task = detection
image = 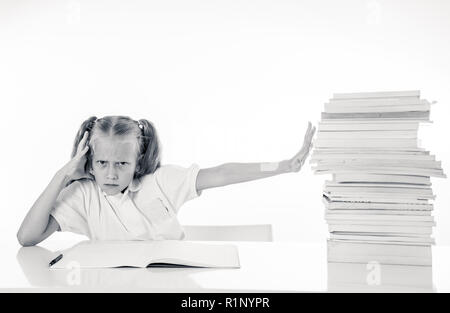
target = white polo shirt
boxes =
[50,164,202,241]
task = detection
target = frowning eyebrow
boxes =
[95,159,131,163]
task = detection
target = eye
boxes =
[97,160,106,166]
[118,162,128,166]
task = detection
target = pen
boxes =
[49,254,63,267]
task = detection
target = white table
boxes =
[1,240,450,292]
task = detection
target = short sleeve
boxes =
[50,181,90,237]
[155,163,202,213]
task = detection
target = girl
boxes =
[17,116,316,246]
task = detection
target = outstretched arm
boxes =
[196,122,316,193]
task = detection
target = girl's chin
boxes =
[103,190,120,196]
[101,184,123,195]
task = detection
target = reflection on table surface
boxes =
[12,240,446,292]
[327,262,434,292]
[15,241,327,292]
[326,240,435,292]
[16,245,214,290]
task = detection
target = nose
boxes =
[106,165,118,180]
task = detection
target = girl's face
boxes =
[89,135,139,195]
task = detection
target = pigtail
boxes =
[135,119,162,178]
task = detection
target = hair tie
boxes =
[138,122,144,130]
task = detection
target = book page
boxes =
[50,240,240,269]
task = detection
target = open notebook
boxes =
[49,240,240,269]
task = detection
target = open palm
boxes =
[288,122,316,173]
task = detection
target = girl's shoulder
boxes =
[135,163,199,191]
[57,178,97,201]
[131,165,175,191]
[153,163,200,176]
[146,163,200,189]
[64,178,97,193]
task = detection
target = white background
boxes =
[1,0,449,248]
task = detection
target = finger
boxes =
[304,130,315,150]
[303,124,315,144]
[76,145,89,158]
[301,135,314,151]
[295,124,315,159]
[303,122,312,140]
[301,143,313,162]
[77,131,89,154]
[76,131,87,154]
[80,172,95,180]
[297,139,313,158]
[307,126,316,141]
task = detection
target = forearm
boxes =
[217,160,291,187]
[17,170,69,245]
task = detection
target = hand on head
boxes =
[61,131,95,183]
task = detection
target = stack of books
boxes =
[311,90,446,266]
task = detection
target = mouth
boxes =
[104,184,119,187]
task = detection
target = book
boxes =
[323,199,433,211]
[49,240,241,269]
[316,130,418,139]
[332,173,431,185]
[324,196,429,205]
[329,233,435,245]
[327,240,432,265]
[332,90,420,99]
[312,153,434,162]
[327,240,431,257]
[327,98,428,107]
[312,155,436,163]
[319,118,430,124]
[326,219,435,227]
[325,191,434,201]
[324,181,432,189]
[321,111,430,120]
[325,214,435,222]
[328,224,433,235]
[324,186,434,196]
[324,104,430,114]
[315,167,445,178]
[327,254,432,266]
[325,209,432,216]
[315,147,427,152]
[318,122,419,131]
[314,138,418,148]
[316,160,441,170]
